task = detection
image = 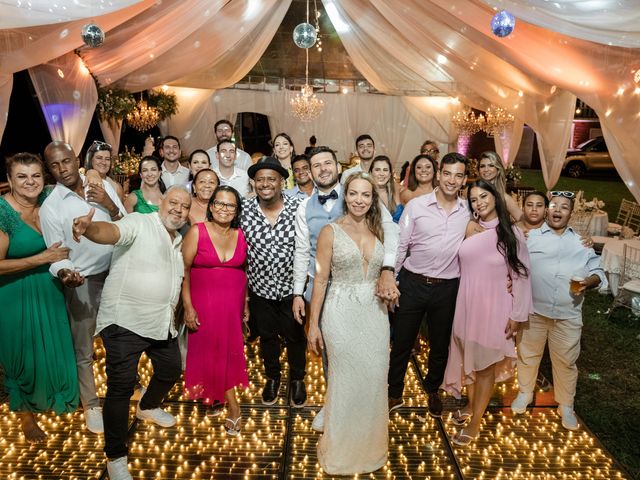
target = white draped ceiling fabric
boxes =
[28,53,98,155]
[1,0,639,196]
[159,87,455,165]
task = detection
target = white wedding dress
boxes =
[318,224,389,475]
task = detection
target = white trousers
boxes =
[516,313,582,407]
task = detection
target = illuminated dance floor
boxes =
[0,340,630,479]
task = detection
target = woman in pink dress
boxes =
[442,180,532,445]
[181,185,249,436]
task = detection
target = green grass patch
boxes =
[518,169,634,220]
[576,291,640,478]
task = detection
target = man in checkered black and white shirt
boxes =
[241,156,308,408]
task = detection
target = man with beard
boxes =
[41,141,127,434]
[511,192,605,431]
[206,119,252,171]
[71,186,191,480]
[285,154,314,199]
[241,157,307,407]
[341,134,376,183]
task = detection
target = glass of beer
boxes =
[570,276,585,295]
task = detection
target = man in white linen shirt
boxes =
[213,139,250,197]
[41,141,126,435]
[71,186,191,480]
[160,136,190,188]
[206,119,252,171]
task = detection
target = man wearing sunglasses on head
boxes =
[511,191,606,431]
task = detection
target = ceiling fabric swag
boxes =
[0,1,155,75]
[0,0,147,29]
[83,0,292,92]
[325,0,639,195]
[480,0,640,48]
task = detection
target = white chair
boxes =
[609,243,640,319]
[625,204,640,235]
[608,199,638,235]
[569,211,593,237]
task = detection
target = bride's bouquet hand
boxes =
[307,325,324,356]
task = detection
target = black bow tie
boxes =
[318,190,339,205]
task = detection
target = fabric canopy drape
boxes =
[0,0,146,29]
[324,0,640,197]
[0,0,154,141]
[28,53,98,155]
[82,0,292,92]
[0,74,13,144]
[481,0,640,48]
[160,88,450,167]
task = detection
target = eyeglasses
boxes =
[549,191,575,199]
[423,148,439,154]
[91,140,112,151]
[212,200,237,211]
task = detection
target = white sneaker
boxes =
[510,391,533,414]
[107,456,133,480]
[558,405,580,430]
[136,404,176,428]
[85,406,104,434]
[311,407,324,433]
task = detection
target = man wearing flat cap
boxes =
[241,157,307,407]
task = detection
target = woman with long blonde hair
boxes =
[477,151,523,221]
[307,172,390,475]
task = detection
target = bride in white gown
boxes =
[307,172,390,475]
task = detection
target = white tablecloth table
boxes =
[600,238,640,295]
[589,211,609,237]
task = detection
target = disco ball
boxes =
[81,23,105,48]
[491,10,515,38]
[293,22,317,49]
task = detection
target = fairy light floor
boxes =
[0,340,630,479]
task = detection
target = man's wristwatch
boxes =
[380,266,395,273]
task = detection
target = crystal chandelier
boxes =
[484,105,515,136]
[126,96,160,132]
[290,0,324,122]
[452,105,514,136]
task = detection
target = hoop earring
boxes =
[473,210,479,220]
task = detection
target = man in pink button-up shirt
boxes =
[388,153,470,418]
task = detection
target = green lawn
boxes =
[574,292,640,479]
[518,168,634,220]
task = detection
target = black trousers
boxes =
[101,324,181,460]
[388,269,459,398]
[249,292,307,381]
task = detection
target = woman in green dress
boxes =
[0,153,79,442]
[124,155,166,214]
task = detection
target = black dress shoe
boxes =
[290,380,307,408]
[262,378,280,405]
[427,392,443,418]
